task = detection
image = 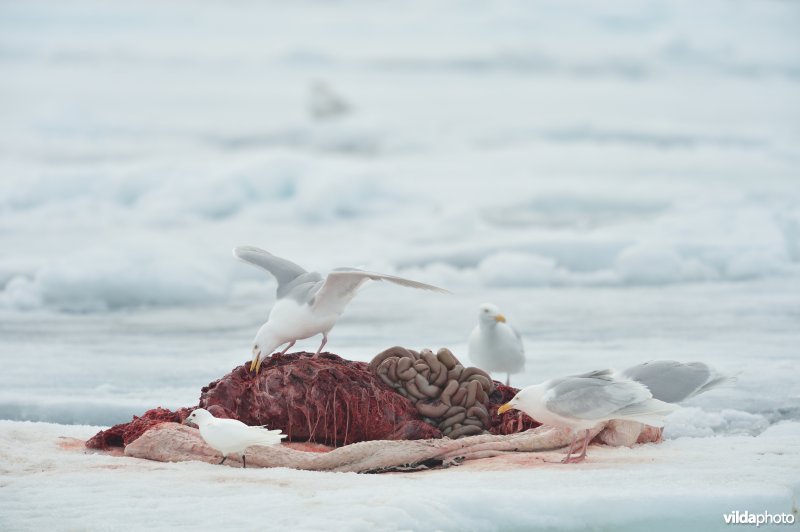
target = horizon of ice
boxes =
[1,161,797,311]
[1,1,799,312]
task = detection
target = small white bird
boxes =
[234,246,449,373]
[184,408,286,468]
[468,303,525,386]
[497,369,677,463]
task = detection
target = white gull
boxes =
[498,369,677,463]
[184,408,286,468]
[468,303,525,386]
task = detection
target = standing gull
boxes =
[468,303,525,386]
[234,246,449,373]
[598,360,736,446]
[497,369,677,463]
[184,408,286,468]
[622,360,735,403]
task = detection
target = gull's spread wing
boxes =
[311,268,448,315]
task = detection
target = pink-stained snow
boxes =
[1,420,798,531]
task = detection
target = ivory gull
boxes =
[184,408,286,468]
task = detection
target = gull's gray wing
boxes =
[311,268,449,315]
[622,360,732,403]
[233,246,316,298]
[544,374,652,420]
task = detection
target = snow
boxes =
[2,0,800,310]
[1,420,798,531]
[3,244,230,312]
[478,251,563,287]
[0,0,798,529]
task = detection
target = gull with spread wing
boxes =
[234,246,449,373]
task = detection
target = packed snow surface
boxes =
[1,420,798,532]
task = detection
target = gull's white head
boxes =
[497,386,534,414]
[251,335,261,365]
[252,323,280,362]
[478,303,506,325]
[184,408,213,427]
[249,322,285,373]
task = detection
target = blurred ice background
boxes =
[0,0,798,433]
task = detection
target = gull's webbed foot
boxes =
[562,430,591,464]
[561,453,587,464]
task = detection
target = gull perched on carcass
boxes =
[234,246,449,373]
[468,303,525,386]
[497,369,677,463]
[183,408,286,468]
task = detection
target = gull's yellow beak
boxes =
[495,314,506,323]
[249,349,262,373]
[497,402,514,414]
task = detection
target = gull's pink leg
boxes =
[564,429,591,464]
[516,411,524,433]
[560,432,579,464]
[314,333,328,357]
[575,429,591,461]
[505,373,510,386]
[279,340,296,355]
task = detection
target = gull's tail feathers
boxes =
[692,371,738,399]
[246,426,288,447]
[613,398,679,428]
